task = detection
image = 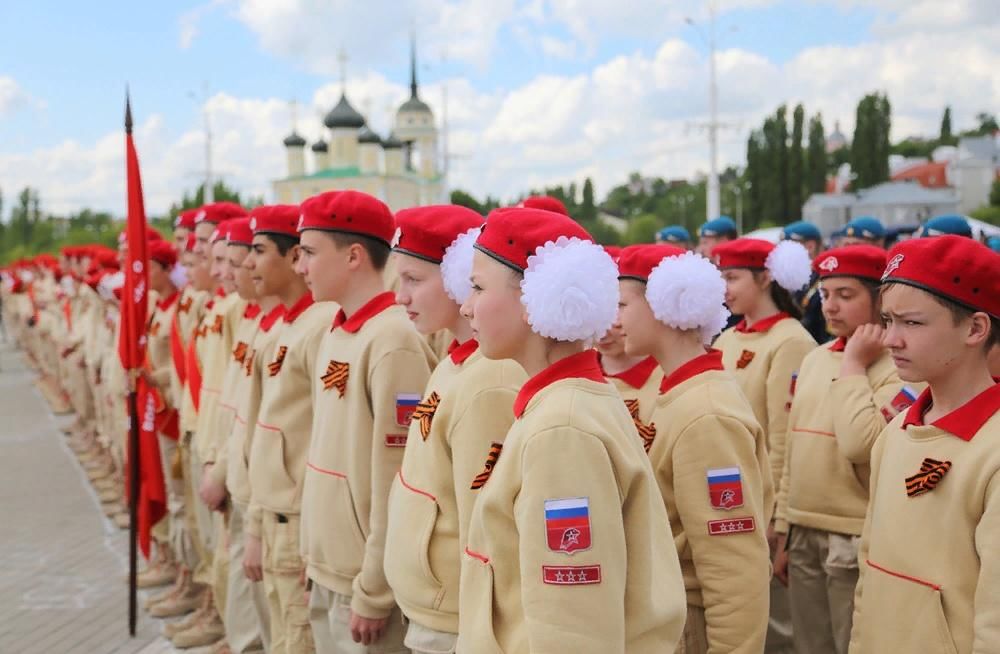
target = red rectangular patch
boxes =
[542,565,601,585]
[384,433,407,448]
[707,517,756,536]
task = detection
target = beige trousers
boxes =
[677,605,708,654]
[307,586,407,654]
[402,621,455,654]
[188,442,215,584]
[787,525,859,654]
[262,510,313,654]
[226,503,269,653]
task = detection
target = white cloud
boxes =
[0,77,43,118]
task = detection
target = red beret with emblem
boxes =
[475,207,592,272]
[196,201,247,225]
[298,190,394,246]
[250,204,300,237]
[210,220,234,244]
[226,217,254,247]
[175,209,199,230]
[148,240,178,268]
[813,245,886,282]
[393,205,483,263]
[712,238,773,269]
[520,195,569,216]
[882,234,1000,318]
[617,244,687,281]
[183,232,197,253]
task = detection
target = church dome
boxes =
[283,132,306,147]
[311,139,328,153]
[358,125,382,144]
[323,94,365,129]
[382,132,404,149]
[398,95,431,115]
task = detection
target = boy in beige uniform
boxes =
[458,209,686,653]
[772,246,920,654]
[245,207,336,654]
[295,191,436,653]
[850,236,1000,654]
[617,244,772,653]
[383,206,525,654]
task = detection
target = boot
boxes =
[145,568,189,610]
[98,487,122,504]
[149,580,205,618]
[104,501,124,518]
[171,607,225,649]
[163,590,212,637]
[113,511,130,530]
[137,551,178,589]
[209,639,234,654]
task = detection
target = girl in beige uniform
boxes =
[384,205,526,654]
[457,208,686,654]
[772,245,920,654]
[850,236,1000,654]
[617,244,772,654]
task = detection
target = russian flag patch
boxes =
[395,393,421,426]
[544,497,592,554]
[882,386,919,422]
[707,467,744,510]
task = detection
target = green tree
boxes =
[167,180,259,224]
[788,104,805,220]
[990,178,1000,207]
[745,129,765,230]
[940,106,954,145]
[961,112,999,138]
[624,214,659,245]
[580,177,597,222]
[851,92,892,190]
[806,114,827,194]
[450,189,499,215]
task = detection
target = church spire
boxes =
[409,31,419,99]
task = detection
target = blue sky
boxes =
[0,0,995,215]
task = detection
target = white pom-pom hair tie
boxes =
[646,251,731,344]
[765,240,812,292]
[521,236,619,343]
[440,227,481,305]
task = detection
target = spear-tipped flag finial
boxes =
[125,86,133,134]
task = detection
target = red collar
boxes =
[283,292,315,324]
[659,349,725,395]
[829,337,847,352]
[244,303,262,320]
[215,286,226,298]
[156,290,180,312]
[448,338,479,365]
[902,380,1000,441]
[260,304,286,332]
[331,291,396,334]
[513,349,606,418]
[602,355,658,390]
[734,312,791,334]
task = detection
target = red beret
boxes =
[250,205,300,237]
[148,229,164,242]
[196,202,247,225]
[475,207,592,272]
[617,244,687,281]
[298,191,394,246]
[602,245,622,261]
[520,195,569,216]
[393,205,483,263]
[882,234,1000,318]
[175,209,198,230]
[712,238,774,269]
[183,232,197,253]
[813,245,886,282]
[226,217,254,246]
[148,240,178,268]
[210,220,233,244]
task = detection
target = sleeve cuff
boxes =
[245,505,262,538]
[774,518,789,534]
[349,591,393,620]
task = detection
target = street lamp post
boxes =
[189,83,214,204]
[687,0,721,222]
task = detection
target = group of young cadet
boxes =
[1,192,998,654]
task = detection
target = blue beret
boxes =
[657,225,691,244]
[782,220,822,242]
[844,216,885,240]
[699,215,738,238]
[985,236,1000,253]
[919,214,972,238]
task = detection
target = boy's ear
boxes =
[288,244,301,265]
[966,312,992,347]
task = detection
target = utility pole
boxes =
[189,82,213,203]
[686,1,726,222]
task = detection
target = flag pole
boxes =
[125,91,139,637]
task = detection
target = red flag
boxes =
[119,93,149,371]
[124,380,168,558]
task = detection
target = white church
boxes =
[272,44,445,210]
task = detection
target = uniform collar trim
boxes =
[902,380,1000,441]
[602,355,658,390]
[514,349,605,418]
[331,291,396,333]
[734,311,791,334]
[156,290,180,311]
[260,304,285,332]
[829,337,847,352]
[448,338,479,365]
[659,349,725,395]
[283,292,315,324]
[243,303,262,320]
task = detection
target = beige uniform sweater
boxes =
[715,314,815,495]
[194,293,245,463]
[146,291,180,395]
[850,383,1000,654]
[176,288,211,434]
[649,353,773,653]
[301,294,436,619]
[603,356,663,453]
[384,342,525,633]
[246,295,336,538]
[457,351,686,654]
[226,306,285,509]
[208,304,262,485]
[775,341,921,536]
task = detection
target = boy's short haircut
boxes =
[262,232,300,257]
[883,281,1000,350]
[322,231,390,270]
